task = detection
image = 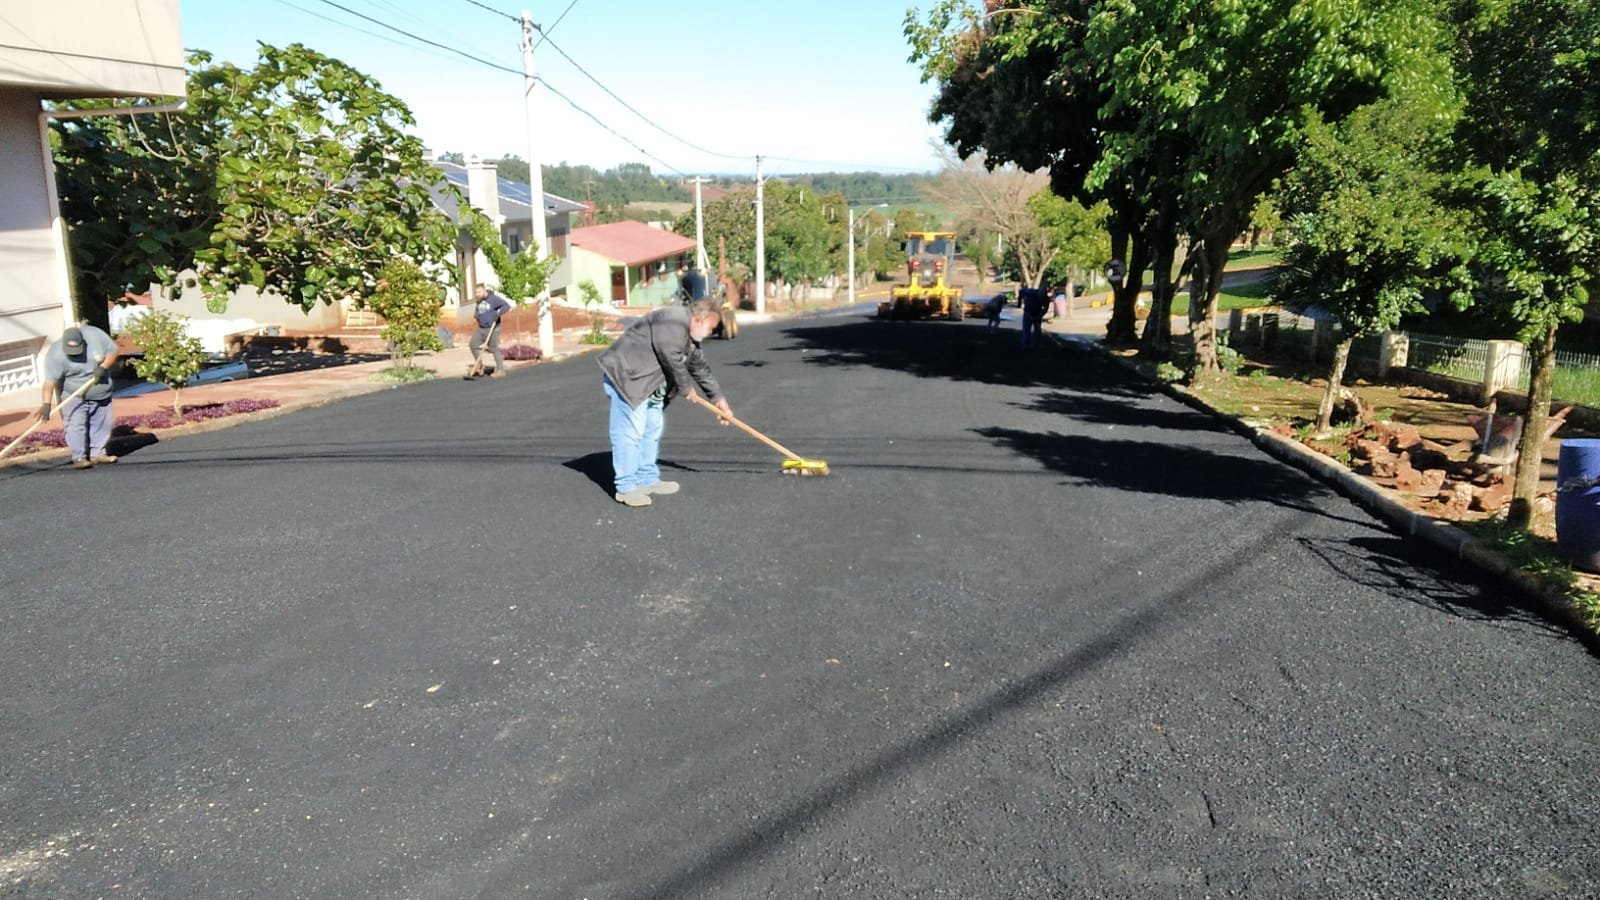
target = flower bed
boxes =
[0,398,282,455]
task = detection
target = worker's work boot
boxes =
[90,454,118,464]
[641,480,679,495]
[614,488,653,507]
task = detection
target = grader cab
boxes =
[878,231,965,320]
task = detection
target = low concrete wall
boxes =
[1393,367,1600,433]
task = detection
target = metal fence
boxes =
[1405,333,1491,382]
[1216,309,1600,409]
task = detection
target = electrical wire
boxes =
[280,0,907,175]
[533,0,582,49]
[308,0,521,74]
[536,32,749,162]
[271,0,484,67]
[457,0,517,21]
[539,78,690,178]
[306,0,730,171]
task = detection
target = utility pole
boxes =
[521,9,553,357]
[692,177,709,275]
[754,155,766,315]
[847,206,857,309]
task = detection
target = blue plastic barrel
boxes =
[1555,439,1600,571]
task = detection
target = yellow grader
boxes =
[878,231,966,320]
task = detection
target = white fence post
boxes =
[1483,339,1525,405]
[1378,331,1409,378]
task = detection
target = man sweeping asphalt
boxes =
[36,325,119,469]
[467,284,512,379]
[597,300,732,508]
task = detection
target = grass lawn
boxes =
[1169,275,1278,318]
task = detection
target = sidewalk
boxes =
[0,330,604,466]
[0,309,786,467]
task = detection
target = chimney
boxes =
[465,156,502,224]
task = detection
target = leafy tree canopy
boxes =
[52,43,460,321]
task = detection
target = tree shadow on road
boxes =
[1018,389,1230,432]
[1307,534,1600,655]
[778,318,1143,393]
[973,425,1351,521]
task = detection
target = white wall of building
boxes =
[0,92,68,394]
[0,2,185,98]
[0,0,184,399]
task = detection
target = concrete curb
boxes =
[1082,339,1596,639]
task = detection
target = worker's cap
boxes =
[61,327,85,353]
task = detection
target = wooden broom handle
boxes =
[685,392,804,461]
[0,376,99,460]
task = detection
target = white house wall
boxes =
[0,1,184,98]
[0,92,66,395]
[150,273,345,335]
[0,0,184,398]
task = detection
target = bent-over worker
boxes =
[37,325,119,469]
[596,300,732,508]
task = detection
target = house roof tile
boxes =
[570,220,696,267]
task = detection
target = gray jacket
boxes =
[597,305,724,409]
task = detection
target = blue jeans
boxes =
[1021,316,1043,347]
[62,395,112,460]
[603,377,664,494]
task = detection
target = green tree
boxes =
[1278,98,1473,434]
[674,190,756,286]
[1247,195,1283,251]
[1448,0,1600,527]
[366,260,445,374]
[1084,0,1454,377]
[577,279,611,345]
[464,215,556,306]
[908,0,1454,368]
[765,184,838,300]
[123,310,208,417]
[50,44,460,324]
[1038,197,1110,296]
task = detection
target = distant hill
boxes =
[434,152,928,210]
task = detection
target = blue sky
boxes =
[181,0,954,178]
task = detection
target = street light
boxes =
[847,202,890,308]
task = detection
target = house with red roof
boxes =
[568,221,698,307]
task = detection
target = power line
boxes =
[537,32,748,162]
[539,78,690,178]
[309,0,520,75]
[281,0,752,176]
[270,0,484,67]
[534,0,583,49]
[457,0,517,22]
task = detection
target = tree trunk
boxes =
[72,274,112,334]
[1188,237,1232,384]
[1104,192,1144,345]
[1139,205,1180,357]
[1314,336,1355,435]
[1508,324,1557,529]
[173,386,184,419]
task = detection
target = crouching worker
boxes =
[597,300,733,508]
[37,325,119,469]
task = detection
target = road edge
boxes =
[1068,334,1598,642]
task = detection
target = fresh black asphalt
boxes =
[3,311,1599,898]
